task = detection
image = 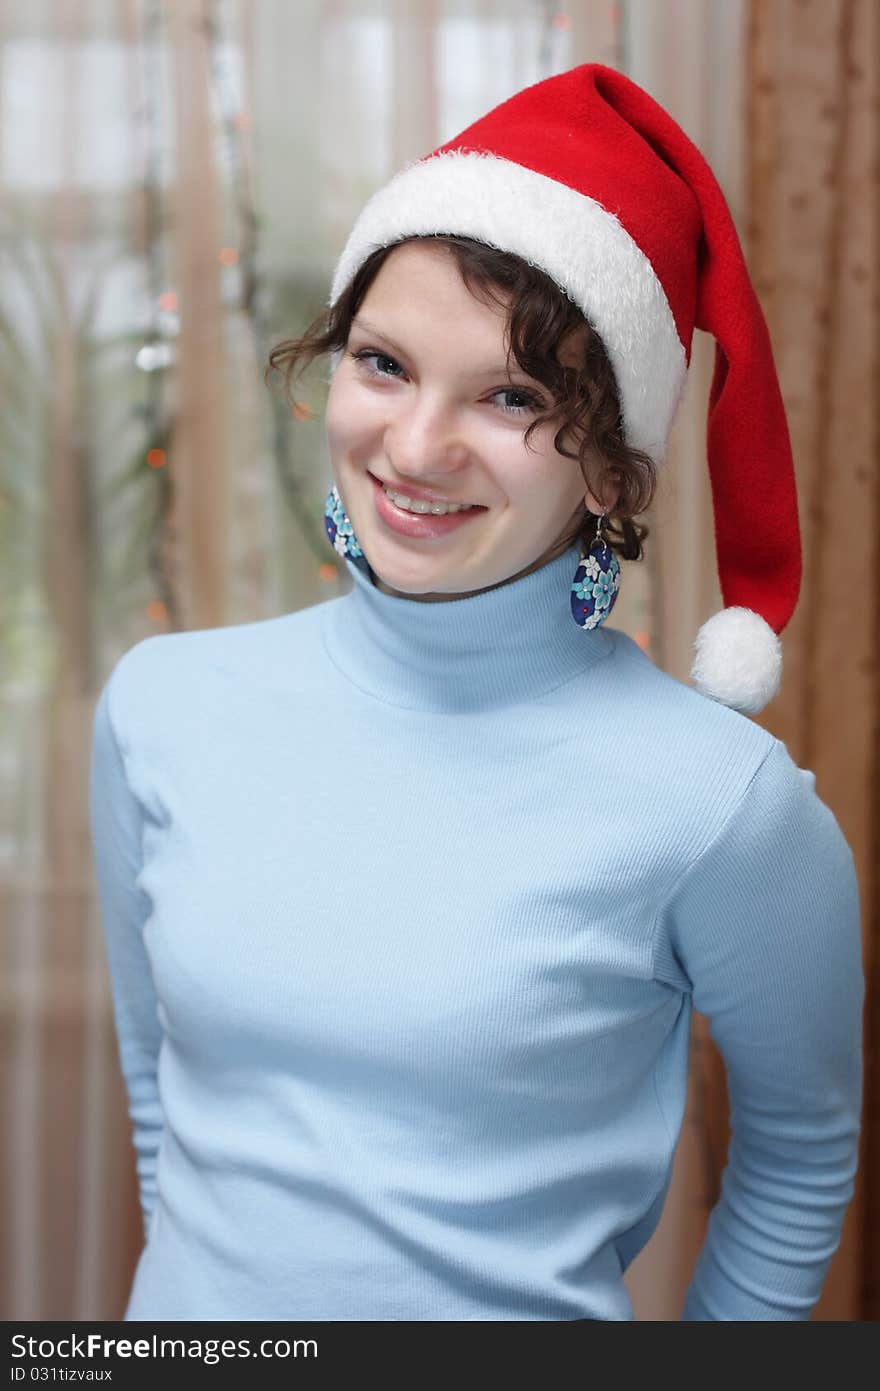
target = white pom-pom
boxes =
[690,607,782,715]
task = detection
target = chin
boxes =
[369,558,460,598]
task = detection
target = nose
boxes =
[383,394,471,484]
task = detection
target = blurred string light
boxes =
[129,0,332,625]
[203,0,337,583]
[134,340,174,372]
[132,0,177,629]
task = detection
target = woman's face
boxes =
[325,240,617,601]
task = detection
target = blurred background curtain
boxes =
[1,0,876,1320]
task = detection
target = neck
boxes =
[320,542,615,713]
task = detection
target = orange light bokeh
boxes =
[146,448,166,469]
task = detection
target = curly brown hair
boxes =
[265,234,657,562]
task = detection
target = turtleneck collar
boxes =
[320,542,615,712]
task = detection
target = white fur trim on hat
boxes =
[329,151,687,466]
[690,607,783,715]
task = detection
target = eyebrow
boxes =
[349,316,535,380]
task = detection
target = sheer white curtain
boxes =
[1,0,744,1319]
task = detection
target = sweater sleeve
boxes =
[89,671,163,1243]
[656,737,864,1320]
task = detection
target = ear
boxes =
[582,463,622,516]
[584,480,621,515]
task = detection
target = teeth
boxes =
[382,483,476,515]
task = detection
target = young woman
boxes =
[90,64,864,1321]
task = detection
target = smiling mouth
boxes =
[368,471,485,512]
[367,471,488,538]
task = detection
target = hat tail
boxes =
[591,67,802,713]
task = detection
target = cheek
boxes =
[325,378,385,458]
[324,379,351,454]
[496,436,581,511]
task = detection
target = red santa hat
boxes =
[329,62,801,716]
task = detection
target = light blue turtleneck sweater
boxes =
[89,541,864,1321]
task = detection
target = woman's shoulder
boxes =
[592,630,843,902]
[590,626,784,833]
[97,604,327,745]
[598,626,778,760]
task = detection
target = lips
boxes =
[368,470,486,539]
[367,471,484,510]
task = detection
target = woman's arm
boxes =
[657,737,864,1320]
[89,672,164,1243]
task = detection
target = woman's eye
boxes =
[493,388,543,416]
[349,349,543,416]
[349,348,405,378]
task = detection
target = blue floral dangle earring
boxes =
[324,483,370,573]
[571,509,621,630]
